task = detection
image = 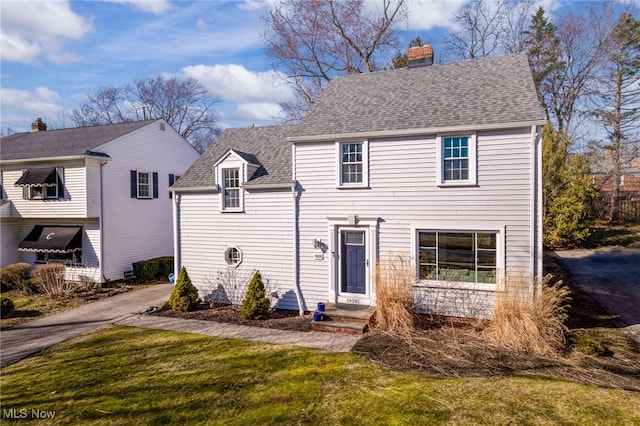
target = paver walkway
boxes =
[117,315,360,352]
[1,284,360,368]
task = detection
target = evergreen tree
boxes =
[169,267,200,312]
[542,123,595,246]
[241,271,271,320]
[523,7,564,129]
[590,12,640,223]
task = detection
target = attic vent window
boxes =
[159,123,166,131]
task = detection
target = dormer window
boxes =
[214,149,257,213]
[223,168,240,210]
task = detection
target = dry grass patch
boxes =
[486,273,571,356]
[372,254,415,337]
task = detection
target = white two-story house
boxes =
[1,118,200,283]
[172,51,545,318]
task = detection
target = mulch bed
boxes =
[155,303,313,332]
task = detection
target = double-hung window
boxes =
[436,134,477,186]
[417,231,497,284]
[130,170,158,199]
[137,172,151,198]
[443,136,469,181]
[223,168,240,210]
[337,141,368,187]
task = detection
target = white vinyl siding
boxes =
[0,219,21,267]
[294,127,535,316]
[99,122,199,281]
[177,189,297,310]
[18,219,102,283]
[1,161,88,218]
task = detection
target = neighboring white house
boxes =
[0,118,200,283]
[172,51,545,318]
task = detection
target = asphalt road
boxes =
[554,247,640,342]
[0,284,173,368]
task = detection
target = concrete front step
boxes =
[311,302,376,335]
[311,320,368,336]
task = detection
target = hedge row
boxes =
[132,256,174,282]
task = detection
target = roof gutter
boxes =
[242,182,295,191]
[170,186,218,193]
[0,153,112,165]
[288,120,547,143]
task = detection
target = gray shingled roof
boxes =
[173,125,295,189]
[0,120,156,161]
[293,53,544,137]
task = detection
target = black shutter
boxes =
[152,172,159,198]
[169,174,175,199]
[130,170,137,198]
[56,167,65,199]
[21,169,29,199]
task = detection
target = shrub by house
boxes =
[169,267,200,312]
[241,271,270,320]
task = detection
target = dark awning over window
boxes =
[15,168,57,187]
[18,225,82,253]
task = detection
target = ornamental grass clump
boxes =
[169,267,200,312]
[486,273,571,356]
[241,271,270,320]
[374,254,415,338]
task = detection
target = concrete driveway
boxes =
[0,284,172,368]
[554,247,640,342]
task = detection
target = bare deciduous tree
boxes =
[263,0,406,122]
[71,76,221,152]
[445,0,506,60]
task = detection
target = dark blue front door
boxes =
[341,231,366,294]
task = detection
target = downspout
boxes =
[535,125,543,290]
[292,144,304,316]
[99,160,107,282]
[530,125,542,299]
[172,190,179,281]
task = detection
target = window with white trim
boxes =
[337,141,368,187]
[137,171,151,198]
[130,170,158,199]
[223,168,240,210]
[36,251,82,265]
[417,231,496,283]
[224,247,242,266]
[436,134,477,186]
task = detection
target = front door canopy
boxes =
[18,225,82,253]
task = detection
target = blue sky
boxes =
[0,0,607,134]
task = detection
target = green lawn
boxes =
[1,326,638,425]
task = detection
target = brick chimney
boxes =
[31,118,47,132]
[407,44,434,68]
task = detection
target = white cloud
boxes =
[0,0,92,64]
[101,0,171,14]
[238,0,272,11]
[233,102,283,122]
[196,18,207,30]
[0,86,64,115]
[182,64,294,104]
[405,0,468,31]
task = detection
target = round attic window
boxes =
[225,247,242,266]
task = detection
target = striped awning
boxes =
[18,225,82,253]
